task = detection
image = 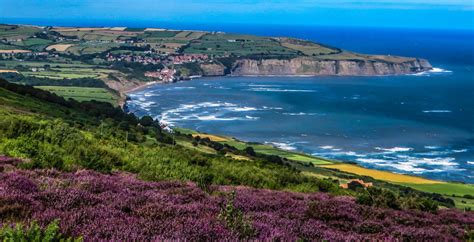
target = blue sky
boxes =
[1,0,473,30]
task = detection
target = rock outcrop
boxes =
[229,57,432,76]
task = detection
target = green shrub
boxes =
[0,220,81,242]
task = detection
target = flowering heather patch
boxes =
[0,163,472,240]
[0,155,22,166]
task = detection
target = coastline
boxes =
[120,76,473,191]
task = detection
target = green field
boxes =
[36,86,118,104]
[398,182,474,197]
[175,128,331,165]
[183,33,298,57]
[0,25,39,40]
[22,67,115,80]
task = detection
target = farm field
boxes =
[320,164,443,184]
[36,86,118,104]
[0,49,31,53]
[46,44,74,51]
[183,33,298,56]
[398,182,474,197]
[21,67,116,80]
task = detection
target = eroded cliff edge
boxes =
[228,57,432,76]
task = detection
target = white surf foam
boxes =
[283,112,319,116]
[375,147,413,153]
[266,142,297,151]
[411,67,452,76]
[356,158,388,164]
[422,110,452,113]
[247,88,316,93]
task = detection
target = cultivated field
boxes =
[0,49,31,53]
[46,44,74,51]
[36,86,118,104]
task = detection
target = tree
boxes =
[244,147,256,156]
[139,116,154,126]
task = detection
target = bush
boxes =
[0,220,80,241]
[218,191,255,238]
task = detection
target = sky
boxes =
[1,0,473,30]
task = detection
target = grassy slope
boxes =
[36,86,118,104]
[176,128,474,201]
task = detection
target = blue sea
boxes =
[125,25,474,183]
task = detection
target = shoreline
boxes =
[120,76,471,187]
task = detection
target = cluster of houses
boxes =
[0,51,52,58]
[169,54,208,64]
[144,68,177,83]
[106,53,162,65]
[106,53,210,66]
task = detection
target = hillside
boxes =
[0,79,473,240]
[0,24,432,104]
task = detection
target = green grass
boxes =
[22,67,115,80]
[183,33,298,57]
[175,128,331,165]
[0,25,39,40]
[20,38,53,47]
[139,31,180,39]
[35,86,118,104]
[449,196,474,210]
[398,183,474,197]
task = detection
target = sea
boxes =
[124,25,472,183]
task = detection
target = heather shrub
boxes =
[0,167,472,240]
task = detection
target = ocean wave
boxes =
[266,142,297,151]
[166,86,196,90]
[197,115,240,121]
[407,157,458,167]
[411,67,452,76]
[283,112,320,116]
[245,115,259,120]
[467,161,474,165]
[228,107,258,112]
[424,146,440,150]
[143,92,160,97]
[262,106,283,110]
[422,110,452,113]
[158,101,263,124]
[356,158,388,164]
[375,147,413,153]
[453,149,468,153]
[247,88,316,93]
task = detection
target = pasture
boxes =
[279,38,340,56]
[398,182,474,197]
[183,33,298,56]
[36,86,118,104]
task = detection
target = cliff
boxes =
[200,63,225,76]
[229,57,432,76]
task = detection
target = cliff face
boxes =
[200,63,225,76]
[230,57,432,76]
